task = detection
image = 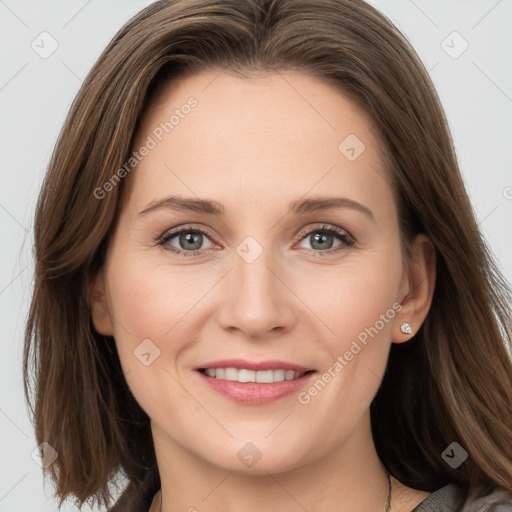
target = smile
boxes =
[194,359,317,404]
[198,367,312,383]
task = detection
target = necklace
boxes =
[155,471,393,511]
[385,470,393,511]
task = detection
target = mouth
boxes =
[197,367,316,383]
[194,359,318,405]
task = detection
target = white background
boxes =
[0,0,511,510]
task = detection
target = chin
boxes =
[196,437,311,476]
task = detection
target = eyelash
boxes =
[158,223,356,257]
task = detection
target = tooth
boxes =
[224,367,238,381]
[273,369,285,382]
[208,367,305,382]
[238,369,256,382]
[255,370,274,383]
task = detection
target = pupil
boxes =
[312,232,332,250]
[181,232,201,250]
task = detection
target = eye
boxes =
[295,224,356,256]
[158,225,218,257]
[158,223,356,257]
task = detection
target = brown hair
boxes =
[23,0,512,510]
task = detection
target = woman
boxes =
[23,0,512,511]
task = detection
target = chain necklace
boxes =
[385,470,393,511]
[155,471,393,511]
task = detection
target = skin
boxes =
[91,70,436,512]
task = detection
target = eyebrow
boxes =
[139,195,375,221]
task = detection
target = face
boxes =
[91,70,434,475]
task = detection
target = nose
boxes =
[216,246,297,339]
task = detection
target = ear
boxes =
[90,269,114,336]
[393,233,436,343]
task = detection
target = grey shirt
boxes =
[413,484,512,512]
[145,484,512,512]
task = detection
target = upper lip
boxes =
[196,359,313,372]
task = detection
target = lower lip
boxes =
[196,370,317,405]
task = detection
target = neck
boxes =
[151,410,395,512]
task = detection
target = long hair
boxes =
[23,0,512,510]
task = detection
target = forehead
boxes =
[125,70,393,217]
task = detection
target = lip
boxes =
[195,358,312,373]
[195,365,317,405]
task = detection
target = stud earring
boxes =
[400,322,412,335]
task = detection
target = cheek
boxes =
[107,255,203,342]
[104,257,202,423]
[304,256,402,350]
[290,262,402,443]
[102,255,185,383]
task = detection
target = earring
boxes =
[400,322,412,335]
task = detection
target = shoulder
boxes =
[464,486,512,512]
[413,483,512,512]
